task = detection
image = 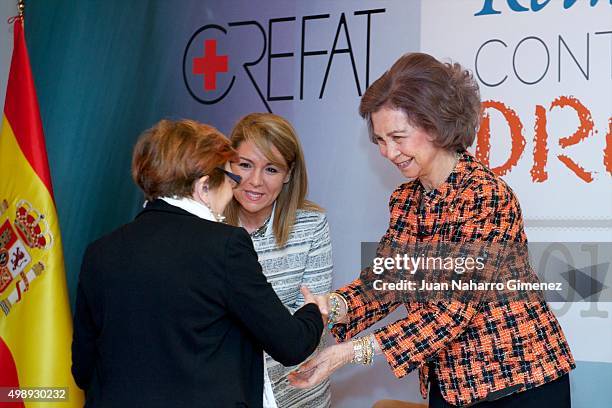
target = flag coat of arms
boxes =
[0,16,83,407]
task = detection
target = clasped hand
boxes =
[300,286,329,325]
[293,289,353,388]
[288,342,353,388]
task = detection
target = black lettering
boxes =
[228,20,271,112]
[558,34,589,82]
[268,17,296,101]
[354,8,386,89]
[513,36,550,85]
[320,13,362,99]
[475,39,508,87]
[300,14,330,100]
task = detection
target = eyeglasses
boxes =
[217,167,242,186]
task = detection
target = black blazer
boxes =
[72,200,323,408]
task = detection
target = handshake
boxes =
[291,287,357,389]
[300,286,330,324]
[299,286,349,328]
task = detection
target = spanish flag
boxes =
[0,17,84,407]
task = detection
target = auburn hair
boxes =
[359,52,481,151]
[132,119,237,200]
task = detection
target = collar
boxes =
[240,201,276,238]
[418,150,475,202]
[159,196,218,222]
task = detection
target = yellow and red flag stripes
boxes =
[0,17,84,407]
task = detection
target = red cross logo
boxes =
[192,39,229,91]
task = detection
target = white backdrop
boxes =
[421,0,612,373]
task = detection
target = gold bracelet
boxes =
[351,336,374,365]
[351,337,365,364]
[327,293,346,329]
[363,337,372,365]
[362,336,372,365]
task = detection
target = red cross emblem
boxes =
[192,39,229,91]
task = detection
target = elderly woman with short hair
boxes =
[289,53,574,408]
[71,119,324,408]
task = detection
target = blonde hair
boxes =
[225,113,321,247]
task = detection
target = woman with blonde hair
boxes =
[226,113,333,408]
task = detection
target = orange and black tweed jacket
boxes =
[331,151,575,407]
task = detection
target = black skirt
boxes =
[428,372,571,408]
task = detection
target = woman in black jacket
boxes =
[71,119,324,408]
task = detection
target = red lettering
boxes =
[531,104,548,182]
[551,96,594,182]
[604,117,612,176]
[476,101,526,176]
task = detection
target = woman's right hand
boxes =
[300,286,329,324]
